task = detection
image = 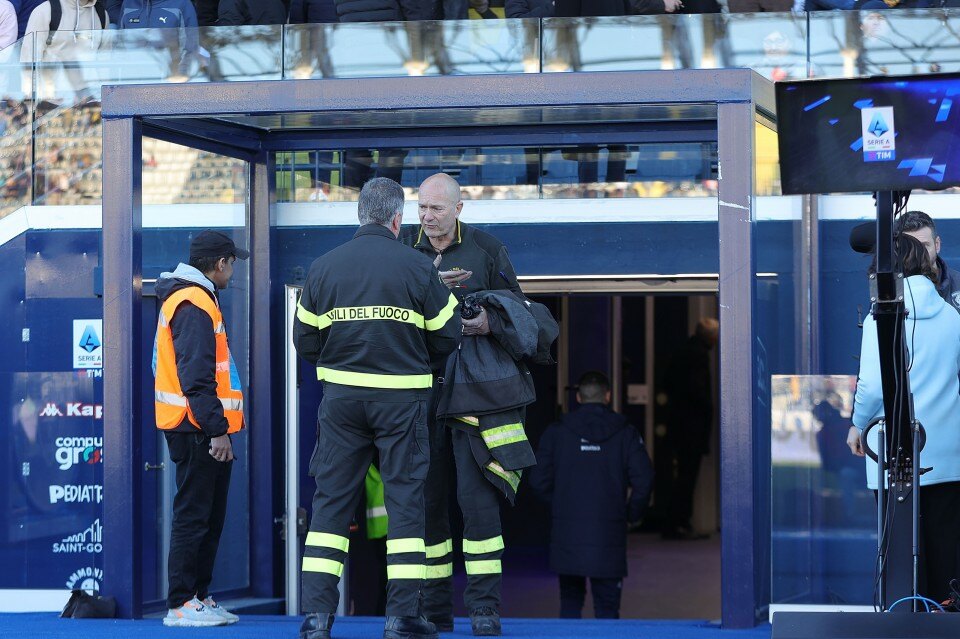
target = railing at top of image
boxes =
[1,10,959,217]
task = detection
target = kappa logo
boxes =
[39,403,64,417]
[38,403,103,420]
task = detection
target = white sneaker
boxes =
[163,597,228,627]
[203,597,239,625]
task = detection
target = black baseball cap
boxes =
[189,230,249,261]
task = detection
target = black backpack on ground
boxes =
[60,589,117,619]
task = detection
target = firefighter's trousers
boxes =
[302,387,430,617]
[423,422,504,617]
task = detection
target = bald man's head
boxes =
[420,173,461,203]
[418,173,463,248]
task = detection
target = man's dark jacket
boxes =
[530,404,654,578]
[505,0,554,16]
[155,264,231,438]
[289,0,338,22]
[401,220,523,302]
[937,255,960,314]
[217,0,289,24]
[333,0,435,21]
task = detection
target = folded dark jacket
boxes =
[437,292,539,418]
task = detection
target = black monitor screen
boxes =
[776,73,960,195]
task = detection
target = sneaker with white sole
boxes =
[203,597,239,624]
[163,597,228,627]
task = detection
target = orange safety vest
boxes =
[154,286,245,434]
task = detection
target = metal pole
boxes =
[102,116,144,618]
[285,286,301,616]
[717,101,758,629]
[611,296,623,413]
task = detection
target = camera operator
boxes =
[401,173,522,636]
[896,211,960,313]
[849,233,960,605]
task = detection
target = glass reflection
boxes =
[276,143,718,202]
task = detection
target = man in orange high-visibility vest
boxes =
[153,230,248,628]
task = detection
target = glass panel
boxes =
[142,147,250,605]
[0,33,35,217]
[542,16,707,73]
[724,13,809,81]
[34,26,283,105]
[284,19,539,79]
[756,121,781,198]
[770,375,875,606]
[808,10,960,80]
[541,14,808,77]
[276,143,718,203]
[143,140,246,206]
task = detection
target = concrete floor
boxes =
[473,532,722,620]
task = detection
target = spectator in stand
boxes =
[12,0,45,39]
[727,0,791,11]
[217,0,289,25]
[0,0,16,49]
[20,0,109,101]
[505,0,554,16]
[289,0,338,22]
[120,0,199,80]
[192,0,218,26]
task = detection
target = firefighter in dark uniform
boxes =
[529,371,654,619]
[400,173,523,636]
[294,177,461,639]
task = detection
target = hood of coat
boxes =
[560,403,629,444]
[155,263,216,302]
[904,275,949,321]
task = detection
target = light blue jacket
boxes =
[853,275,960,489]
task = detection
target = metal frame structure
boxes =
[101,68,773,628]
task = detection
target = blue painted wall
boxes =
[1,216,913,612]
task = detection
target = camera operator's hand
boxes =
[462,307,490,335]
[846,426,865,457]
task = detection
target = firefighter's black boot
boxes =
[470,607,501,637]
[300,613,334,639]
[384,615,439,639]
[428,615,454,633]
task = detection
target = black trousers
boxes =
[165,431,233,610]
[302,389,430,617]
[919,482,960,603]
[558,575,622,619]
[424,424,504,618]
[668,445,704,532]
